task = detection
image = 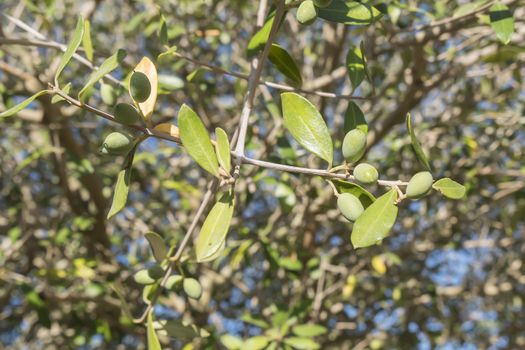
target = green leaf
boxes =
[317,1,382,25]
[247,11,278,58]
[351,189,398,249]
[82,19,93,62]
[55,16,84,84]
[489,3,514,45]
[344,101,367,134]
[51,83,71,104]
[244,336,269,350]
[78,49,127,104]
[156,319,209,340]
[268,44,302,87]
[221,334,244,350]
[158,15,168,45]
[215,127,232,173]
[195,191,235,262]
[144,232,167,262]
[406,113,431,171]
[147,312,162,350]
[331,180,375,208]
[0,90,50,118]
[432,178,466,199]
[281,92,333,166]
[346,45,365,90]
[292,324,327,337]
[107,149,135,219]
[284,337,320,350]
[178,104,220,177]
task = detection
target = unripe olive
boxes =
[114,103,141,125]
[337,193,364,222]
[342,129,367,163]
[313,0,332,8]
[100,83,117,106]
[165,275,184,291]
[296,0,317,25]
[183,277,202,300]
[100,132,134,155]
[129,71,151,103]
[405,171,433,199]
[353,163,378,185]
[133,265,164,285]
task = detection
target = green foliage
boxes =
[317,1,382,25]
[489,2,514,44]
[107,149,135,219]
[0,90,50,118]
[268,44,303,86]
[344,101,367,134]
[332,180,375,208]
[432,178,466,199]
[406,113,431,171]
[55,16,84,84]
[144,232,167,262]
[346,44,366,90]
[296,0,318,25]
[147,312,162,350]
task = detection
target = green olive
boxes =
[100,83,117,106]
[133,265,164,285]
[296,0,317,25]
[100,132,134,156]
[405,171,433,199]
[342,129,367,163]
[114,103,141,125]
[165,275,184,291]
[337,193,365,222]
[129,71,151,103]
[313,0,332,8]
[183,278,202,300]
[353,163,378,185]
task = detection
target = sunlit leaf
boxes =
[221,334,244,350]
[346,44,365,90]
[155,319,210,340]
[82,19,93,62]
[281,92,333,166]
[292,324,327,337]
[283,337,320,350]
[331,180,375,208]
[215,127,232,173]
[244,336,269,350]
[0,90,50,118]
[133,57,158,119]
[317,1,382,25]
[406,113,431,171]
[344,101,367,134]
[144,232,167,262]
[351,189,398,249]
[55,16,84,84]
[147,312,162,350]
[107,148,135,219]
[489,2,514,45]
[178,104,220,177]
[432,178,466,199]
[268,44,302,87]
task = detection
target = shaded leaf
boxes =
[281,92,333,166]
[432,178,466,199]
[215,127,232,173]
[195,191,235,262]
[351,189,398,249]
[147,312,162,350]
[489,3,514,44]
[284,337,320,350]
[55,16,84,84]
[107,149,135,219]
[133,57,158,119]
[406,113,431,171]
[178,104,220,177]
[155,319,209,340]
[0,90,50,118]
[317,1,382,25]
[344,101,367,134]
[158,15,168,45]
[144,232,167,262]
[331,180,375,208]
[268,44,302,86]
[346,44,365,90]
[79,49,127,104]
[82,19,93,62]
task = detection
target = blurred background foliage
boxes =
[0,0,524,349]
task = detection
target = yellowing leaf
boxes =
[153,123,180,139]
[133,57,158,119]
[406,113,431,171]
[371,255,387,275]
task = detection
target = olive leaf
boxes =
[144,232,167,263]
[78,49,127,104]
[51,83,71,104]
[195,191,235,263]
[0,90,50,118]
[55,16,84,85]
[351,189,398,249]
[432,178,466,199]
[147,311,162,350]
[284,337,320,350]
[215,127,232,173]
[107,147,135,219]
[82,19,93,62]
[346,44,366,90]
[344,101,367,134]
[489,3,514,45]
[406,113,431,171]
[331,180,375,208]
[317,1,382,25]
[133,57,158,119]
[268,44,302,87]
[155,319,210,340]
[178,104,220,177]
[247,10,285,58]
[281,92,333,166]
[292,324,327,337]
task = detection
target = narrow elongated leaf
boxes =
[346,45,365,90]
[248,11,278,57]
[195,191,235,262]
[215,127,232,173]
[344,101,367,134]
[268,44,302,87]
[406,113,431,171]
[144,232,167,262]
[281,93,333,166]
[0,90,50,118]
[317,1,382,25]
[55,16,84,84]
[292,324,327,337]
[107,149,135,219]
[78,49,127,104]
[489,3,514,45]
[284,337,320,350]
[147,312,162,350]
[133,57,158,119]
[51,83,71,104]
[332,180,375,208]
[155,319,209,340]
[82,19,93,62]
[351,189,398,249]
[432,178,466,199]
[178,104,220,177]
